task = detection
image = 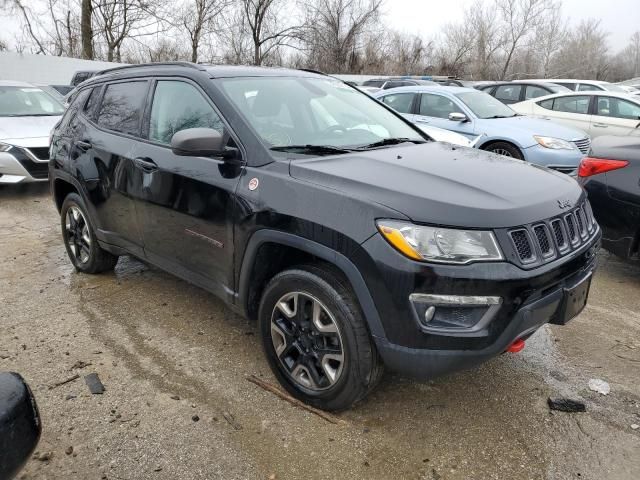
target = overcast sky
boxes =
[386,0,640,50]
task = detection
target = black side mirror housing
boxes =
[0,372,41,479]
[170,128,241,162]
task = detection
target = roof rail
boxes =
[95,62,205,77]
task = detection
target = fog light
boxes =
[410,294,502,336]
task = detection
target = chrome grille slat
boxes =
[571,138,591,155]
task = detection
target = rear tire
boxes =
[258,264,383,411]
[484,141,523,160]
[60,193,118,273]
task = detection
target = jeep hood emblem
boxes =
[557,199,572,209]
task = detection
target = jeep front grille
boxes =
[507,199,598,267]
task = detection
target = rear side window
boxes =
[494,85,522,102]
[97,81,148,136]
[381,93,415,114]
[578,83,603,91]
[149,81,224,145]
[551,95,590,114]
[83,87,100,117]
[537,99,554,110]
[525,85,550,100]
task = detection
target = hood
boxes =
[289,142,583,229]
[478,115,588,145]
[0,115,61,147]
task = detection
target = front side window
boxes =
[149,81,224,144]
[455,91,516,118]
[552,95,590,114]
[494,85,522,102]
[381,93,415,114]
[0,86,65,117]
[218,77,423,149]
[525,85,550,100]
[419,94,462,119]
[595,97,640,119]
[96,81,148,136]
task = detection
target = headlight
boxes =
[534,136,576,150]
[377,220,503,264]
[0,142,13,152]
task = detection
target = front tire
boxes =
[484,141,523,159]
[60,193,118,273]
[258,264,383,411]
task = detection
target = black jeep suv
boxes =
[50,63,600,410]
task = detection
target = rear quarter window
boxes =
[96,81,148,137]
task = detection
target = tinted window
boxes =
[578,83,603,91]
[97,81,147,136]
[419,94,462,119]
[525,85,550,100]
[555,82,577,90]
[551,95,590,114]
[149,81,224,145]
[595,97,640,119]
[494,85,522,102]
[537,99,554,110]
[83,87,100,116]
[381,93,415,114]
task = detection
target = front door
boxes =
[591,95,640,137]
[416,93,476,139]
[134,79,243,299]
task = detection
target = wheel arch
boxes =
[237,230,385,339]
[478,138,524,157]
[53,177,80,212]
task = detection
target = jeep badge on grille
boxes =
[557,199,572,209]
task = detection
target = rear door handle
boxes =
[133,157,158,172]
[593,123,608,128]
[75,140,92,151]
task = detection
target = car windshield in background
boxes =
[456,91,517,119]
[0,86,65,117]
[218,76,424,151]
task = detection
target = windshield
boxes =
[0,86,65,117]
[455,91,517,119]
[218,77,424,150]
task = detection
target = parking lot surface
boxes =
[1,183,639,480]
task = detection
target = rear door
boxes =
[591,96,640,137]
[378,92,417,122]
[537,94,592,133]
[82,80,149,256]
[134,78,243,298]
[415,93,476,138]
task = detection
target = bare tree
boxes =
[181,0,230,63]
[496,0,553,79]
[240,0,301,66]
[81,0,93,59]
[301,0,382,73]
[551,19,610,79]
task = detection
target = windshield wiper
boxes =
[270,144,354,155]
[354,137,426,150]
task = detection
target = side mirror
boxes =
[0,372,41,479]
[449,112,468,122]
[170,128,240,162]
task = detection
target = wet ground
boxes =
[1,183,639,480]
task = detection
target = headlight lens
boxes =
[534,135,576,150]
[377,220,503,264]
[0,142,13,152]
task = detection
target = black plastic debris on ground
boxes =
[84,373,105,394]
[548,397,586,412]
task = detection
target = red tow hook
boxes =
[506,338,525,353]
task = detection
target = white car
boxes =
[511,91,640,139]
[531,78,630,94]
[0,80,65,183]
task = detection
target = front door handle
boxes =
[133,157,158,172]
[75,140,92,151]
[593,123,608,128]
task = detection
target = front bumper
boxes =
[522,144,584,173]
[357,229,600,379]
[0,150,49,183]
